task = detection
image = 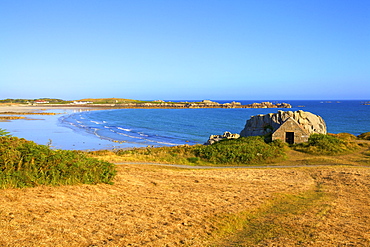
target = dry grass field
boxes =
[0,165,369,246]
[0,145,369,246]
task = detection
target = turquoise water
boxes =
[59,100,370,149]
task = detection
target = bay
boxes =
[59,100,370,149]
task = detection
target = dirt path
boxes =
[115,162,370,169]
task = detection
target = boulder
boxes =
[205,131,240,145]
[240,110,327,137]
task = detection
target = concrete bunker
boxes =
[240,110,327,144]
[271,117,310,144]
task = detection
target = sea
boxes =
[1,100,369,150]
[59,100,369,149]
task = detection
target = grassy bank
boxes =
[0,130,369,245]
[91,136,288,166]
[91,133,369,167]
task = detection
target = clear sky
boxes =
[1,0,369,100]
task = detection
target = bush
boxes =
[0,136,116,189]
[358,132,370,140]
[193,136,286,165]
[111,137,286,166]
[294,134,358,155]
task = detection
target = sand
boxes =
[0,105,135,150]
[0,104,97,113]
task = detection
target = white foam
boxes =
[117,127,132,132]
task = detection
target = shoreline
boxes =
[0,105,145,151]
[0,104,104,113]
[0,103,289,151]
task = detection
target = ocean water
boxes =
[58,100,370,149]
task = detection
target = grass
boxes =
[92,136,288,166]
[293,133,359,155]
[358,132,370,140]
[92,133,370,168]
[0,136,116,188]
[193,136,287,165]
[0,141,370,245]
[0,129,369,245]
[207,184,330,246]
[78,97,142,104]
[1,165,369,246]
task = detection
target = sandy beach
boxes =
[0,104,138,150]
[0,104,99,113]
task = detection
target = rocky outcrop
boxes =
[245,102,291,108]
[121,101,291,109]
[240,110,327,137]
[41,101,292,109]
[205,131,240,145]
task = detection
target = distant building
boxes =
[34,100,49,104]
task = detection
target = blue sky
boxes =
[1,0,369,100]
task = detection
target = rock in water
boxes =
[240,110,326,144]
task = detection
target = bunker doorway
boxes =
[285,132,294,144]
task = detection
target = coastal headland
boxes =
[0,98,292,110]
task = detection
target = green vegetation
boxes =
[0,98,71,104]
[0,98,31,104]
[329,132,357,141]
[0,136,116,189]
[0,128,11,137]
[1,128,367,189]
[94,132,370,166]
[109,136,287,166]
[194,136,286,165]
[293,133,358,155]
[77,98,142,104]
